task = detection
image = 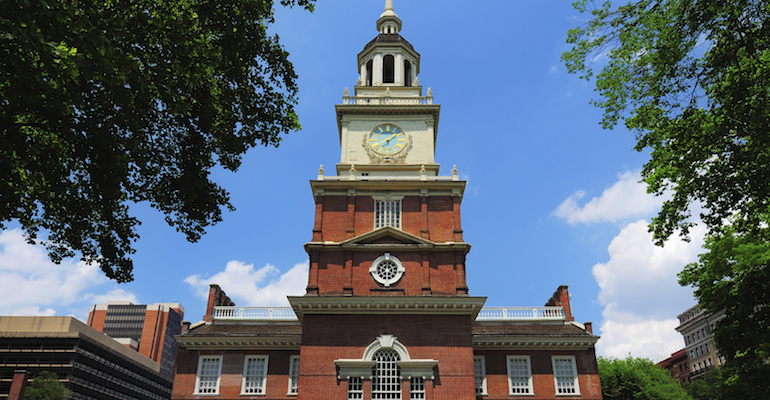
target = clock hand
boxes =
[375,132,399,147]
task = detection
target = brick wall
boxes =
[299,314,476,400]
[474,349,601,399]
[172,347,300,400]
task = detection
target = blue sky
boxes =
[0,1,706,361]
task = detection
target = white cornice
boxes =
[288,296,486,319]
[176,336,301,350]
[472,335,599,350]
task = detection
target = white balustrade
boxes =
[212,306,564,322]
[316,175,456,182]
[475,307,565,321]
[342,95,433,106]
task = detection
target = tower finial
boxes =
[381,0,397,18]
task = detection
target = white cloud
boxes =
[592,220,707,358]
[185,260,308,307]
[83,288,139,305]
[0,229,140,320]
[549,66,558,74]
[553,171,665,224]
[596,304,684,360]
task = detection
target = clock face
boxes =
[368,125,406,156]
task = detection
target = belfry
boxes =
[172,3,602,399]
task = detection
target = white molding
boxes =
[289,296,486,318]
[194,355,222,395]
[369,253,405,287]
[336,335,437,380]
[177,336,301,350]
[473,335,598,350]
[241,355,269,395]
[507,355,534,396]
[552,355,581,396]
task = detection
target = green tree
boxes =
[23,371,70,400]
[679,221,770,399]
[1,0,314,282]
[563,2,770,398]
[683,367,723,400]
[598,356,691,400]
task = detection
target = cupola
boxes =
[356,0,420,93]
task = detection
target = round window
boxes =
[369,253,405,287]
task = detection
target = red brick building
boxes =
[172,2,601,399]
[87,301,184,377]
[657,348,690,385]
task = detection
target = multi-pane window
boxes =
[474,356,487,395]
[409,377,425,399]
[287,356,300,395]
[348,377,364,399]
[552,356,580,395]
[241,356,268,394]
[372,349,401,399]
[195,356,222,394]
[375,200,401,229]
[507,356,533,395]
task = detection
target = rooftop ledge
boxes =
[212,306,566,322]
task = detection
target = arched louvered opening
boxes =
[383,55,395,84]
[366,60,373,86]
[372,349,401,399]
[404,60,412,86]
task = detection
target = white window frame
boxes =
[241,355,269,395]
[474,356,487,395]
[373,195,403,229]
[287,355,300,395]
[194,355,222,395]
[347,377,363,399]
[409,377,425,399]
[552,356,580,396]
[507,355,534,396]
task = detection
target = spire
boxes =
[381,0,397,18]
[377,0,401,34]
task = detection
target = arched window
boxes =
[383,55,395,84]
[366,60,373,86]
[372,349,401,399]
[404,60,412,86]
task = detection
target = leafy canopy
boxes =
[1,0,314,281]
[679,219,770,399]
[23,371,70,400]
[562,0,770,243]
[598,356,691,400]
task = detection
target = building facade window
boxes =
[507,356,533,395]
[474,356,487,395]
[287,355,300,395]
[195,356,222,394]
[372,349,401,399]
[375,200,401,229]
[348,377,363,399]
[242,355,268,395]
[552,356,580,395]
[409,377,425,399]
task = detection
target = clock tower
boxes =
[292,2,481,398]
[172,3,602,399]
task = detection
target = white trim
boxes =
[194,355,222,395]
[287,355,300,395]
[336,335,437,380]
[241,355,269,395]
[369,253,405,287]
[474,356,487,395]
[507,355,534,396]
[551,356,580,396]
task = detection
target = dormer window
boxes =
[383,55,395,84]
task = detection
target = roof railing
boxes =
[212,306,565,322]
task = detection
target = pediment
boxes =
[340,227,436,246]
